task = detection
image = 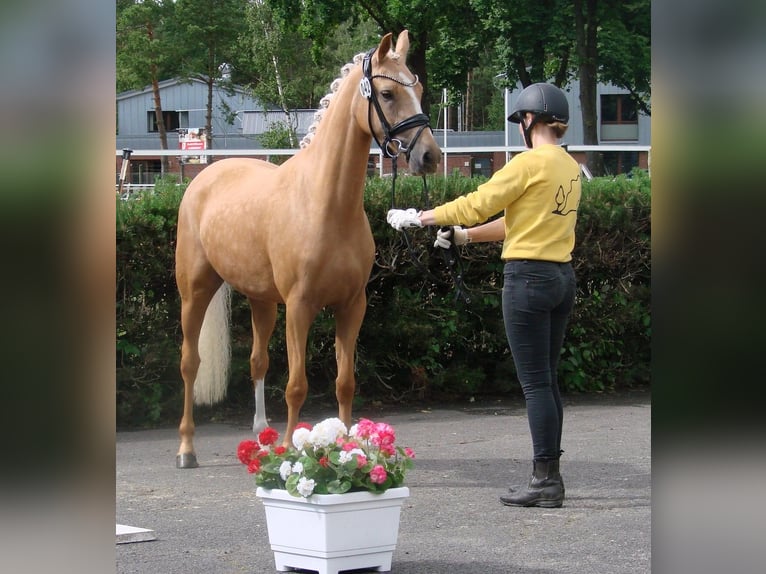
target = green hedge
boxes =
[116,170,650,427]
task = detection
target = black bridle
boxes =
[360,48,432,161]
[360,49,472,305]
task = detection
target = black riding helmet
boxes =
[507,83,569,148]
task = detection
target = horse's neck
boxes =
[299,78,370,216]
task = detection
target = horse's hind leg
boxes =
[176,262,223,469]
[333,291,368,427]
[248,299,278,435]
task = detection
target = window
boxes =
[600,94,638,141]
[147,110,189,133]
[131,160,162,184]
[601,95,637,123]
[602,151,639,176]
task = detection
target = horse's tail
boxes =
[194,283,232,406]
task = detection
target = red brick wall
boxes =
[117,150,649,184]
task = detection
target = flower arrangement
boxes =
[237,417,415,498]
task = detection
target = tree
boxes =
[470,0,574,89]
[597,0,651,116]
[238,0,308,147]
[117,0,179,173]
[265,0,485,117]
[167,0,248,151]
[574,0,602,173]
[473,0,650,175]
[574,0,650,175]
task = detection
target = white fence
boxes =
[115,144,651,195]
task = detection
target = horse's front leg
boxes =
[333,292,368,428]
[248,299,278,434]
[282,301,317,447]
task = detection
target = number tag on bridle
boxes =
[359,77,372,99]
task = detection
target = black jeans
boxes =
[502,260,576,461]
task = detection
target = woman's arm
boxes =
[463,217,505,243]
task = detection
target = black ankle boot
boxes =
[507,464,565,496]
[507,451,565,495]
[500,459,564,508]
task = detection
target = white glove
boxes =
[387,208,423,231]
[434,226,469,249]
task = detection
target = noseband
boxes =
[360,48,432,160]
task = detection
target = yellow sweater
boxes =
[434,144,581,262]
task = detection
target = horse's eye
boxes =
[380,90,393,101]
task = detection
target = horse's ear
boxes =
[394,30,410,58]
[376,32,393,62]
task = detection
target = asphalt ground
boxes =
[116,392,651,574]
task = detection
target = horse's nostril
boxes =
[423,150,441,168]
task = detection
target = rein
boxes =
[360,48,472,305]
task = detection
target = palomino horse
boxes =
[174,31,442,468]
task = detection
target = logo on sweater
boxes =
[552,175,580,216]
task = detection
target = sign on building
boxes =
[178,128,207,164]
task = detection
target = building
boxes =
[116,77,649,186]
[117,77,271,183]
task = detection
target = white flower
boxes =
[292,427,311,450]
[348,423,359,437]
[292,461,304,475]
[309,418,347,448]
[279,461,292,480]
[338,450,353,464]
[339,448,365,464]
[297,476,316,497]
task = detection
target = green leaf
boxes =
[326,479,352,494]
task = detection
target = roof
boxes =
[117,77,255,102]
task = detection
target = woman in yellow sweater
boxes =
[387,83,581,508]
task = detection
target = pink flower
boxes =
[258,427,279,446]
[373,422,395,448]
[319,456,330,468]
[342,441,359,451]
[237,440,260,464]
[404,447,416,459]
[355,454,367,468]
[355,418,376,439]
[379,445,395,457]
[369,464,387,484]
[295,422,313,431]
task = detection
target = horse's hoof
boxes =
[176,453,199,469]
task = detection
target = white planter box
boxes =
[256,486,410,574]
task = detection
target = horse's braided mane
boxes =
[299,47,401,149]
[300,53,365,149]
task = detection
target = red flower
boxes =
[258,427,280,446]
[246,458,261,474]
[274,445,287,455]
[319,456,330,468]
[295,422,313,430]
[237,440,260,465]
